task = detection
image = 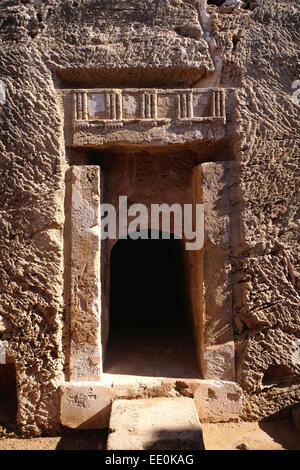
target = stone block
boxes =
[194,380,243,422]
[107,397,204,450]
[67,166,102,381]
[60,382,113,429]
[199,162,237,381]
[204,341,236,381]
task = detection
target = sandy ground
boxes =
[0,429,108,450]
[202,417,300,450]
[0,417,299,450]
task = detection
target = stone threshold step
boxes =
[107,397,205,450]
[60,380,243,430]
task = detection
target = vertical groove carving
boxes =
[116,92,122,120]
[72,91,77,121]
[105,92,111,119]
[215,91,220,117]
[140,92,145,119]
[176,94,181,119]
[82,92,88,120]
[77,92,83,120]
[188,91,193,119]
[221,90,226,120]
[111,92,116,120]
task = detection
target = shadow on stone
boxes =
[55,429,108,450]
[143,428,205,450]
[258,415,300,451]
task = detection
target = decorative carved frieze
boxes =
[67,88,228,146]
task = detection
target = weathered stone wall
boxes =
[0,39,66,435]
[0,0,299,434]
[205,0,300,419]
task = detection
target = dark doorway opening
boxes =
[0,363,18,433]
[104,230,201,378]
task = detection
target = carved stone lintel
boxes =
[67,87,228,146]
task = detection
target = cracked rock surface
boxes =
[0,0,299,435]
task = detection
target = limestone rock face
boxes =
[0,0,299,436]
[0,315,11,333]
[0,0,215,87]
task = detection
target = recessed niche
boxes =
[262,364,295,387]
[54,66,210,89]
